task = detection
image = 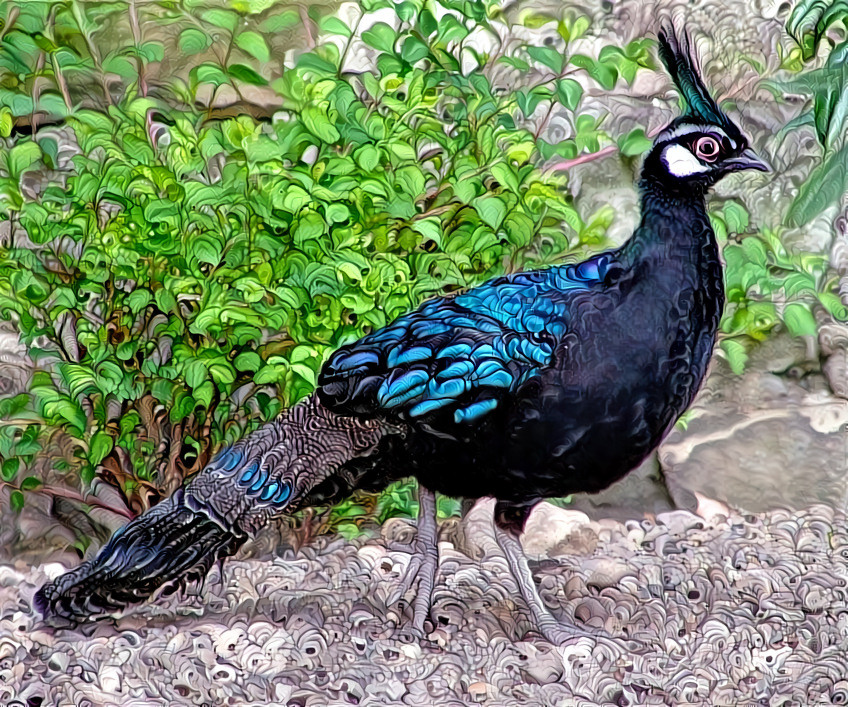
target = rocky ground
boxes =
[4,500,848,706]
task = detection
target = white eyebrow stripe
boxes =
[655,124,737,149]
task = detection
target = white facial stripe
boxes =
[656,124,737,150]
[662,143,711,177]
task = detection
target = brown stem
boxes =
[299,6,315,49]
[0,6,18,43]
[338,10,364,76]
[31,52,46,134]
[128,0,147,96]
[548,124,664,172]
[533,100,556,141]
[46,6,73,113]
[548,144,618,171]
[413,203,459,221]
[2,481,135,520]
[70,0,113,106]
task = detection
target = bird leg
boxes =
[388,484,439,635]
[493,500,612,645]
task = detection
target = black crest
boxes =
[657,23,742,140]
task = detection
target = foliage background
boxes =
[0,0,845,556]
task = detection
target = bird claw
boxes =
[386,531,438,634]
[387,552,424,606]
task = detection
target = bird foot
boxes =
[386,548,422,603]
[387,546,437,634]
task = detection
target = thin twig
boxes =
[128,0,147,96]
[1,481,135,520]
[299,6,315,50]
[549,144,618,171]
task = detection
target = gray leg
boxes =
[390,484,439,634]
[493,500,620,646]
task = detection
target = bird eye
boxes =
[694,136,720,162]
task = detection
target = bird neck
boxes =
[620,177,715,265]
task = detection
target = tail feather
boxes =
[34,489,242,621]
[34,396,400,622]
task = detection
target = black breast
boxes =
[401,204,725,504]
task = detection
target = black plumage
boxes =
[35,24,768,641]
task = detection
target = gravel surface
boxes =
[3,500,848,706]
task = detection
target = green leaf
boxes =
[228,64,268,86]
[209,363,237,386]
[155,288,178,315]
[262,10,300,33]
[354,144,380,171]
[570,54,618,90]
[301,106,341,143]
[819,291,848,320]
[20,476,41,491]
[296,52,337,75]
[437,15,469,44]
[401,36,429,64]
[0,108,12,138]
[202,8,239,32]
[557,14,590,41]
[171,393,196,422]
[184,360,209,389]
[515,87,552,118]
[783,302,818,337]
[618,128,653,157]
[127,289,152,313]
[254,365,282,385]
[555,78,583,111]
[521,12,556,29]
[193,63,229,87]
[720,338,748,375]
[39,137,59,170]
[491,162,520,193]
[388,141,416,161]
[1,458,20,482]
[787,0,848,60]
[786,145,848,226]
[294,211,326,243]
[527,46,564,73]
[723,201,750,234]
[138,41,165,63]
[362,22,397,53]
[235,351,262,372]
[89,431,114,466]
[326,203,350,223]
[320,16,352,37]
[10,491,24,513]
[396,0,416,21]
[474,195,507,229]
[8,142,42,176]
[236,31,270,63]
[179,28,212,55]
[195,381,215,408]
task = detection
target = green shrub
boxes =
[0,0,652,525]
[771,0,848,226]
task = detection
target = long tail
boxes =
[34,489,241,620]
[34,396,400,622]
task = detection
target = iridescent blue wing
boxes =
[318,255,612,425]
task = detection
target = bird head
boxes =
[641,24,769,193]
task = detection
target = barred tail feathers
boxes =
[34,396,401,621]
[33,490,240,621]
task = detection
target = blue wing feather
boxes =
[318,255,611,423]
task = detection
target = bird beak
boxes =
[724,147,770,173]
